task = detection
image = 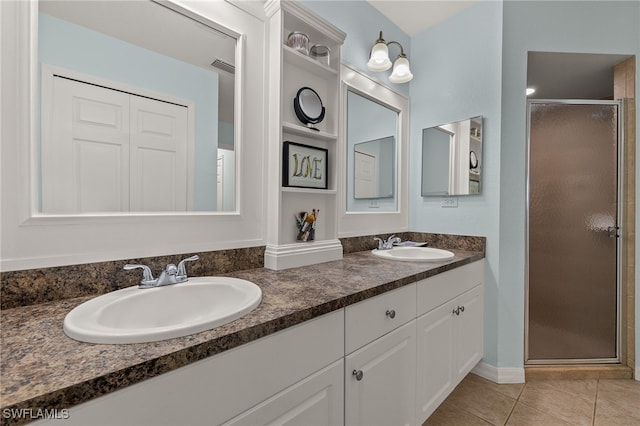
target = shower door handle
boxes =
[607,226,619,238]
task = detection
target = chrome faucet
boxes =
[124,255,200,289]
[373,235,401,250]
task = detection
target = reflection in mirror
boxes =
[421,116,483,196]
[354,137,395,199]
[347,90,398,211]
[38,0,237,213]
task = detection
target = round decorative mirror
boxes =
[293,87,325,130]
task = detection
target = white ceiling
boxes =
[367,0,479,37]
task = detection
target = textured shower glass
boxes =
[528,102,618,362]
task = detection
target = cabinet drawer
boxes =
[345,283,416,354]
[417,260,484,316]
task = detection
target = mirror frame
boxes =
[339,63,409,237]
[1,0,267,271]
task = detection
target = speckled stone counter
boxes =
[1,244,484,425]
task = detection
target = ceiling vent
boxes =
[211,59,235,74]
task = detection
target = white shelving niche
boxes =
[264,0,346,270]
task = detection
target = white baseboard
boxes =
[264,239,343,270]
[472,361,525,384]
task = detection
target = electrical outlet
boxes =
[441,197,458,208]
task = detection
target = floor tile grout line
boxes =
[592,379,600,426]
[502,381,527,425]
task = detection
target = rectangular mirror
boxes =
[347,90,398,211]
[38,0,237,213]
[421,116,483,196]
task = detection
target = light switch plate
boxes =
[441,197,458,208]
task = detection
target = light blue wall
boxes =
[39,13,220,211]
[500,1,640,370]
[409,1,503,367]
[302,0,411,97]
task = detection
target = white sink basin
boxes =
[372,246,455,262]
[63,277,262,344]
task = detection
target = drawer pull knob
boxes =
[352,369,364,381]
[385,309,396,319]
[452,306,465,316]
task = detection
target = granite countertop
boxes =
[1,248,484,422]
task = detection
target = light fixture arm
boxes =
[385,41,407,58]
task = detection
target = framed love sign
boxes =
[283,141,328,189]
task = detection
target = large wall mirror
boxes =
[38,0,237,213]
[421,116,483,196]
[340,64,408,236]
[3,0,265,271]
[347,90,398,211]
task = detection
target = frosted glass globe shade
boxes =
[389,56,413,83]
[367,42,392,71]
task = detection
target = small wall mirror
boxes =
[293,87,325,129]
[421,116,483,196]
[37,0,237,213]
[347,90,398,211]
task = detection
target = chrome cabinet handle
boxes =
[385,309,396,319]
[352,369,364,381]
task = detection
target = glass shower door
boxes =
[527,101,620,363]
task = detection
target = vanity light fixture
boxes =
[366,31,413,84]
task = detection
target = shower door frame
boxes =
[524,99,624,365]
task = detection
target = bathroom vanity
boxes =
[1,246,484,426]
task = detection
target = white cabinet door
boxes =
[416,301,455,423]
[224,359,343,426]
[454,285,484,380]
[416,283,484,424]
[345,321,416,426]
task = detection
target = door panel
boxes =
[354,150,377,198]
[528,102,619,362]
[130,96,188,211]
[43,77,130,213]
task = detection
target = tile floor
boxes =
[423,373,640,425]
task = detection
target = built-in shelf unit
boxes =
[264,0,346,270]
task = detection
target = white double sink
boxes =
[64,247,455,345]
[64,277,262,344]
